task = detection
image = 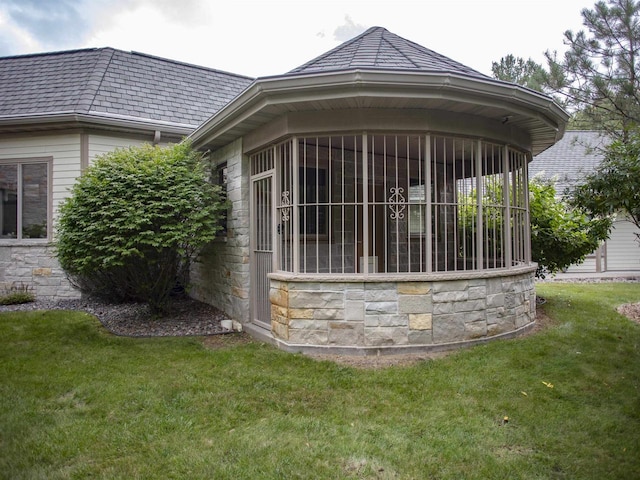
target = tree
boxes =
[530,178,611,278]
[570,131,640,241]
[56,141,226,313]
[544,0,640,137]
[459,178,611,278]
[491,54,548,93]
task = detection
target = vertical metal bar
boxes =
[524,152,532,263]
[426,134,433,272]
[341,136,345,273]
[476,140,483,270]
[292,137,300,273]
[503,145,512,268]
[362,132,369,274]
[371,135,375,274]
[383,135,388,273]
[328,137,332,272]
[315,138,319,272]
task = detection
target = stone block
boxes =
[462,310,485,323]
[433,280,468,293]
[314,308,342,320]
[329,323,364,346]
[409,330,433,345]
[486,278,504,295]
[364,327,408,346]
[432,302,454,315]
[364,289,397,302]
[345,300,364,321]
[398,295,432,314]
[376,314,409,327]
[345,289,365,301]
[433,290,468,303]
[364,315,380,327]
[272,321,289,340]
[289,308,313,319]
[515,313,533,329]
[398,282,431,295]
[409,313,432,330]
[465,320,487,339]
[271,304,288,319]
[453,299,486,313]
[289,319,328,330]
[231,286,249,299]
[487,293,505,308]
[468,286,487,300]
[432,314,465,343]
[287,329,328,345]
[288,291,344,309]
[365,301,397,315]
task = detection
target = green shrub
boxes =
[55,141,226,314]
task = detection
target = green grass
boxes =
[1,283,639,479]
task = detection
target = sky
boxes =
[0,0,598,78]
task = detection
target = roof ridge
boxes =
[289,26,383,73]
[74,48,115,114]
[379,29,421,69]
[0,47,103,61]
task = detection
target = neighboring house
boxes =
[0,47,252,298]
[530,130,640,273]
[1,27,570,354]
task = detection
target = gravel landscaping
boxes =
[0,295,233,337]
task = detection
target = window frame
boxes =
[0,157,52,242]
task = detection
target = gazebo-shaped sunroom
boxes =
[190,27,568,354]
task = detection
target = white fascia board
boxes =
[189,69,569,149]
[0,112,195,136]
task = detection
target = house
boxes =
[0,47,252,298]
[529,130,640,273]
[1,27,569,354]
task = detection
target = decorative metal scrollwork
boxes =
[281,190,291,222]
[388,187,406,220]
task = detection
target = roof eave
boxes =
[189,69,569,154]
[0,112,195,138]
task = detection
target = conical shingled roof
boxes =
[289,26,488,79]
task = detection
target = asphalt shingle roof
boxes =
[529,130,610,193]
[289,26,489,79]
[0,48,254,128]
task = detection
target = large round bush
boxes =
[56,142,226,313]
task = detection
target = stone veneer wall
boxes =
[0,244,79,299]
[269,266,536,353]
[190,139,251,323]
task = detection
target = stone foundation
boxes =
[269,266,536,354]
[0,244,80,300]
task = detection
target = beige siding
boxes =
[88,134,151,163]
[606,217,640,271]
[565,257,598,274]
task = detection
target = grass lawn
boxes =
[1,283,639,479]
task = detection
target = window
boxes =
[0,159,49,240]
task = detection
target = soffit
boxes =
[189,70,569,156]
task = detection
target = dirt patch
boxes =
[617,302,640,324]
[309,350,453,369]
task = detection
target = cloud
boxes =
[1,0,88,47]
[333,15,367,41]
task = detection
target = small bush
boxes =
[0,283,35,305]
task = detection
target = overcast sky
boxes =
[0,0,597,78]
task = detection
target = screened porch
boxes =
[253,133,530,277]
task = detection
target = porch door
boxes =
[251,173,274,328]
